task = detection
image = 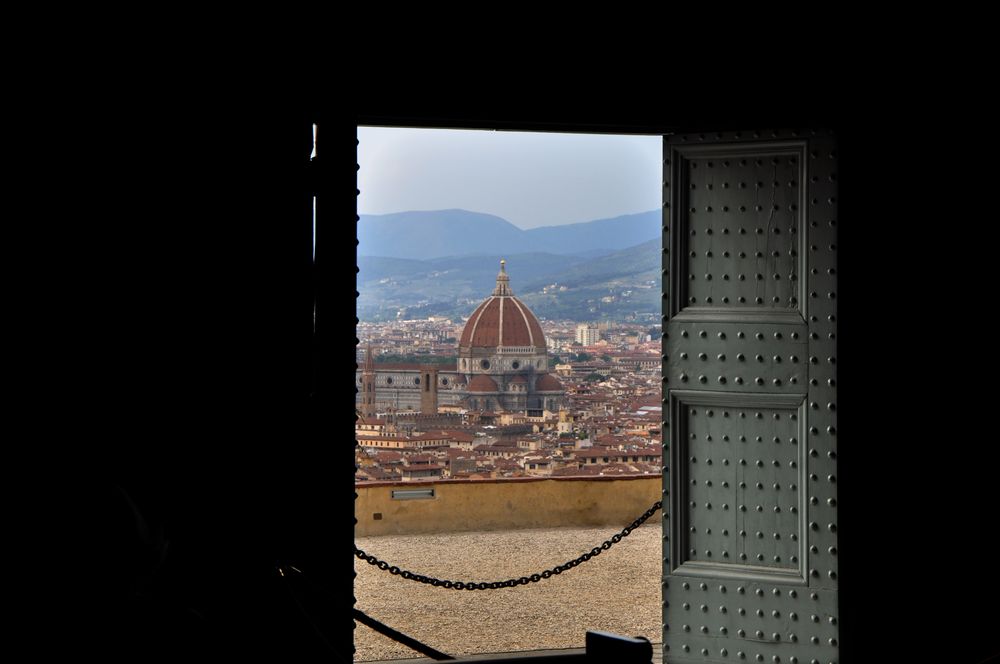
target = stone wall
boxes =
[355,475,661,537]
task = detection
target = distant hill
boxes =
[358,210,524,260]
[516,239,661,321]
[358,239,661,323]
[358,209,660,260]
[519,238,660,291]
[523,211,661,256]
[357,251,589,315]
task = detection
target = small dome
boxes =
[468,374,500,393]
[535,373,563,392]
[510,374,528,384]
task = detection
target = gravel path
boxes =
[353,521,662,661]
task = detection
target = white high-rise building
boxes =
[576,324,600,346]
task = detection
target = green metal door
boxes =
[662,130,838,664]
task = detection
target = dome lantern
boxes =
[493,259,512,296]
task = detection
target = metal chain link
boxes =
[354,500,662,590]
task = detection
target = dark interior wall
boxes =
[78,104,356,659]
[77,101,998,662]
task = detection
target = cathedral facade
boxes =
[356,261,565,415]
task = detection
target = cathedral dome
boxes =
[459,260,546,350]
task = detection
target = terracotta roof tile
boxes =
[459,294,546,349]
[468,374,500,392]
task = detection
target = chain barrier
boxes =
[354,500,662,591]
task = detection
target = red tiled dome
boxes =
[459,296,545,349]
[458,261,545,350]
[468,375,500,393]
[534,373,563,392]
[510,374,528,384]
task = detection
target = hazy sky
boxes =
[357,127,662,229]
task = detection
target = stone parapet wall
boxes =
[355,475,661,537]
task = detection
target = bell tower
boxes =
[420,366,439,415]
[360,341,377,419]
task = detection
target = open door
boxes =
[663,129,838,663]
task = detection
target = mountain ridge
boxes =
[358,208,660,260]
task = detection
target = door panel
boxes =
[663,130,838,663]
